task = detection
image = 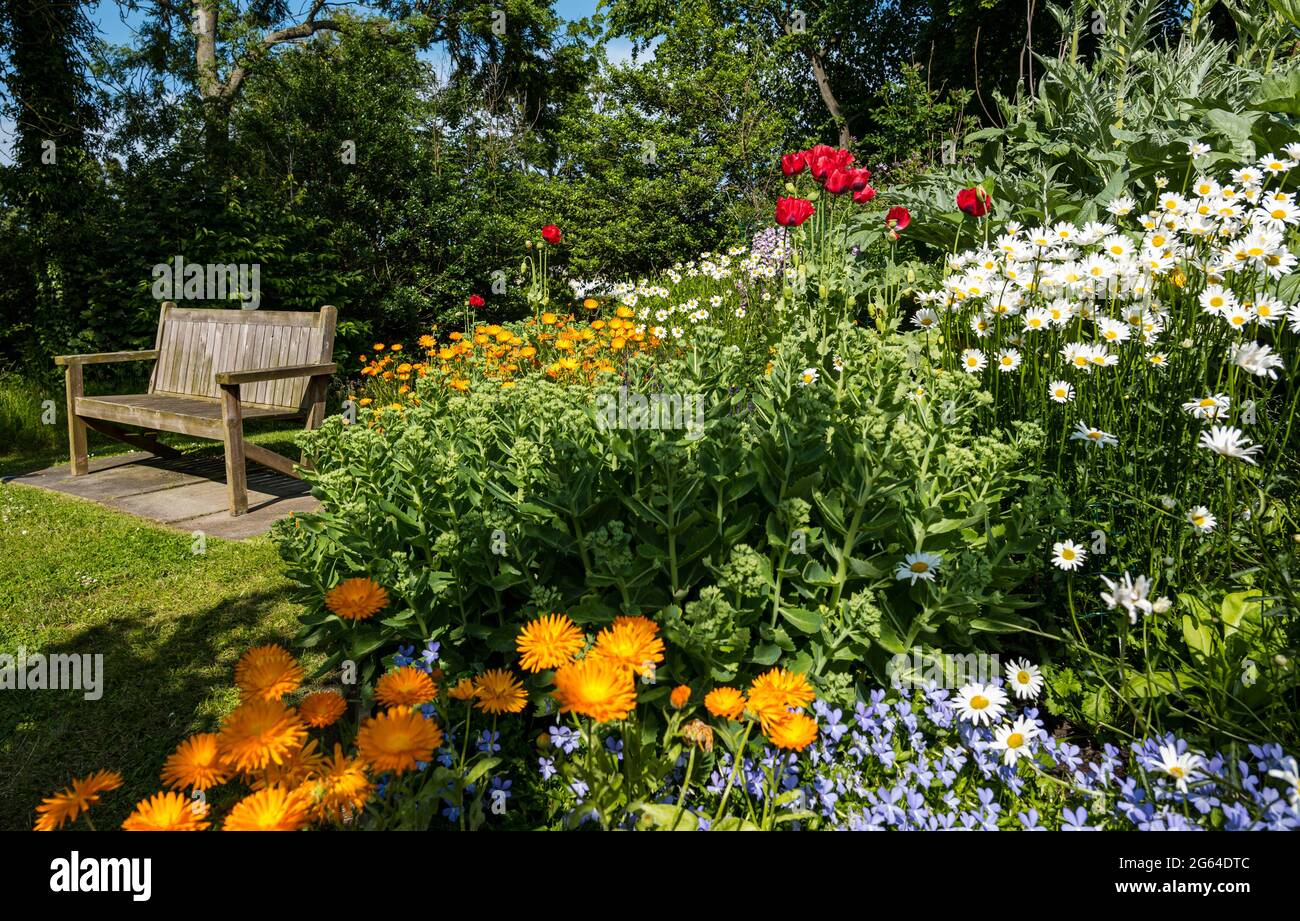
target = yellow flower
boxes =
[704,687,746,721]
[223,785,312,831]
[746,668,815,731]
[591,616,664,679]
[33,770,124,831]
[766,712,819,751]
[448,677,477,701]
[217,699,307,773]
[356,709,443,775]
[583,297,599,310]
[474,668,528,714]
[552,657,638,723]
[251,738,326,789]
[375,666,438,710]
[324,577,389,621]
[299,690,348,728]
[304,744,372,822]
[670,685,691,709]
[122,791,210,831]
[161,733,229,791]
[516,613,586,672]
[235,644,304,702]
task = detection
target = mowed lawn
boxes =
[0,481,319,831]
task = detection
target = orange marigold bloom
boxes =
[216,699,307,773]
[448,677,477,701]
[161,733,229,791]
[552,657,638,723]
[324,577,389,621]
[591,617,664,679]
[748,667,815,711]
[223,785,312,832]
[304,744,372,822]
[235,644,304,702]
[765,712,819,751]
[375,666,438,710]
[474,668,528,715]
[670,685,691,709]
[33,770,124,831]
[299,690,348,728]
[356,709,443,775]
[122,791,210,831]
[252,738,326,789]
[704,687,747,721]
[516,613,586,672]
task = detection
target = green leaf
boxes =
[781,607,823,634]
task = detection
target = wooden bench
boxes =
[55,303,338,516]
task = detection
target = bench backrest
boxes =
[148,304,338,411]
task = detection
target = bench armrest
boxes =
[215,362,337,386]
[55,350,160,367]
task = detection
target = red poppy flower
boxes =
[775,196,815,227]
[885,206,910,231]
[824,169,854,195]
[468,294,485,308]
[956,186,992,217]
[781,152,807,176]
[541,224,562,245]
[852,185,877,205]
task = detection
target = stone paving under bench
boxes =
[4,451,319,540]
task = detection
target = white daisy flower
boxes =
[1187,506,1217,533]
[1100,571,1154,624]
[996,348,1022,372]
[894,551,942,584]
[1198,425,1262,464]
[953,682,1008,727]
[1152,743,1202,793]
[1051,539,1087,571]
[1181,393,1230,420]
[1231,341,1284,379]
[1070,421,1117,447]
[1004,659,1044,700]
[960,348,987,373]
[1267,757,1300,809]
[1048,380,1075,403]
[799,367,820,386]
[993,715,1041,765]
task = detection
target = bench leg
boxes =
[64,364,88,476]
[219,384,249,516]
[300,375,328,469]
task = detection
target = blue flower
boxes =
[538,757,557,780]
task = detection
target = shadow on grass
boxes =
[0,584,303,831]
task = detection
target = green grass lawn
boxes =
[0,482,319,831]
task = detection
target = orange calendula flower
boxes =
[33,770,124,831]
[552,657,638,723]
[324,577,389,621]
[748,667,815,711]
[161,733,229,791]
[299,690,348,728]
[474,668,528,714]
[375,666,438,710]
[516,613,586,672]
[235,644,304,702]
[448,677,477,701]
[765,712,819,751]
[670,685,691,709]
[704,687,747,721]
[122,791,210,831]
[252,738,326,790]
[304,744,372,822]
[216,699,307,773]
[591,616,664,679]
[223,785,312,832]
[356,709,443,775]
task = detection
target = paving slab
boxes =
[4,451,319,540]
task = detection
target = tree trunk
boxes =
[808,48,851,149]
